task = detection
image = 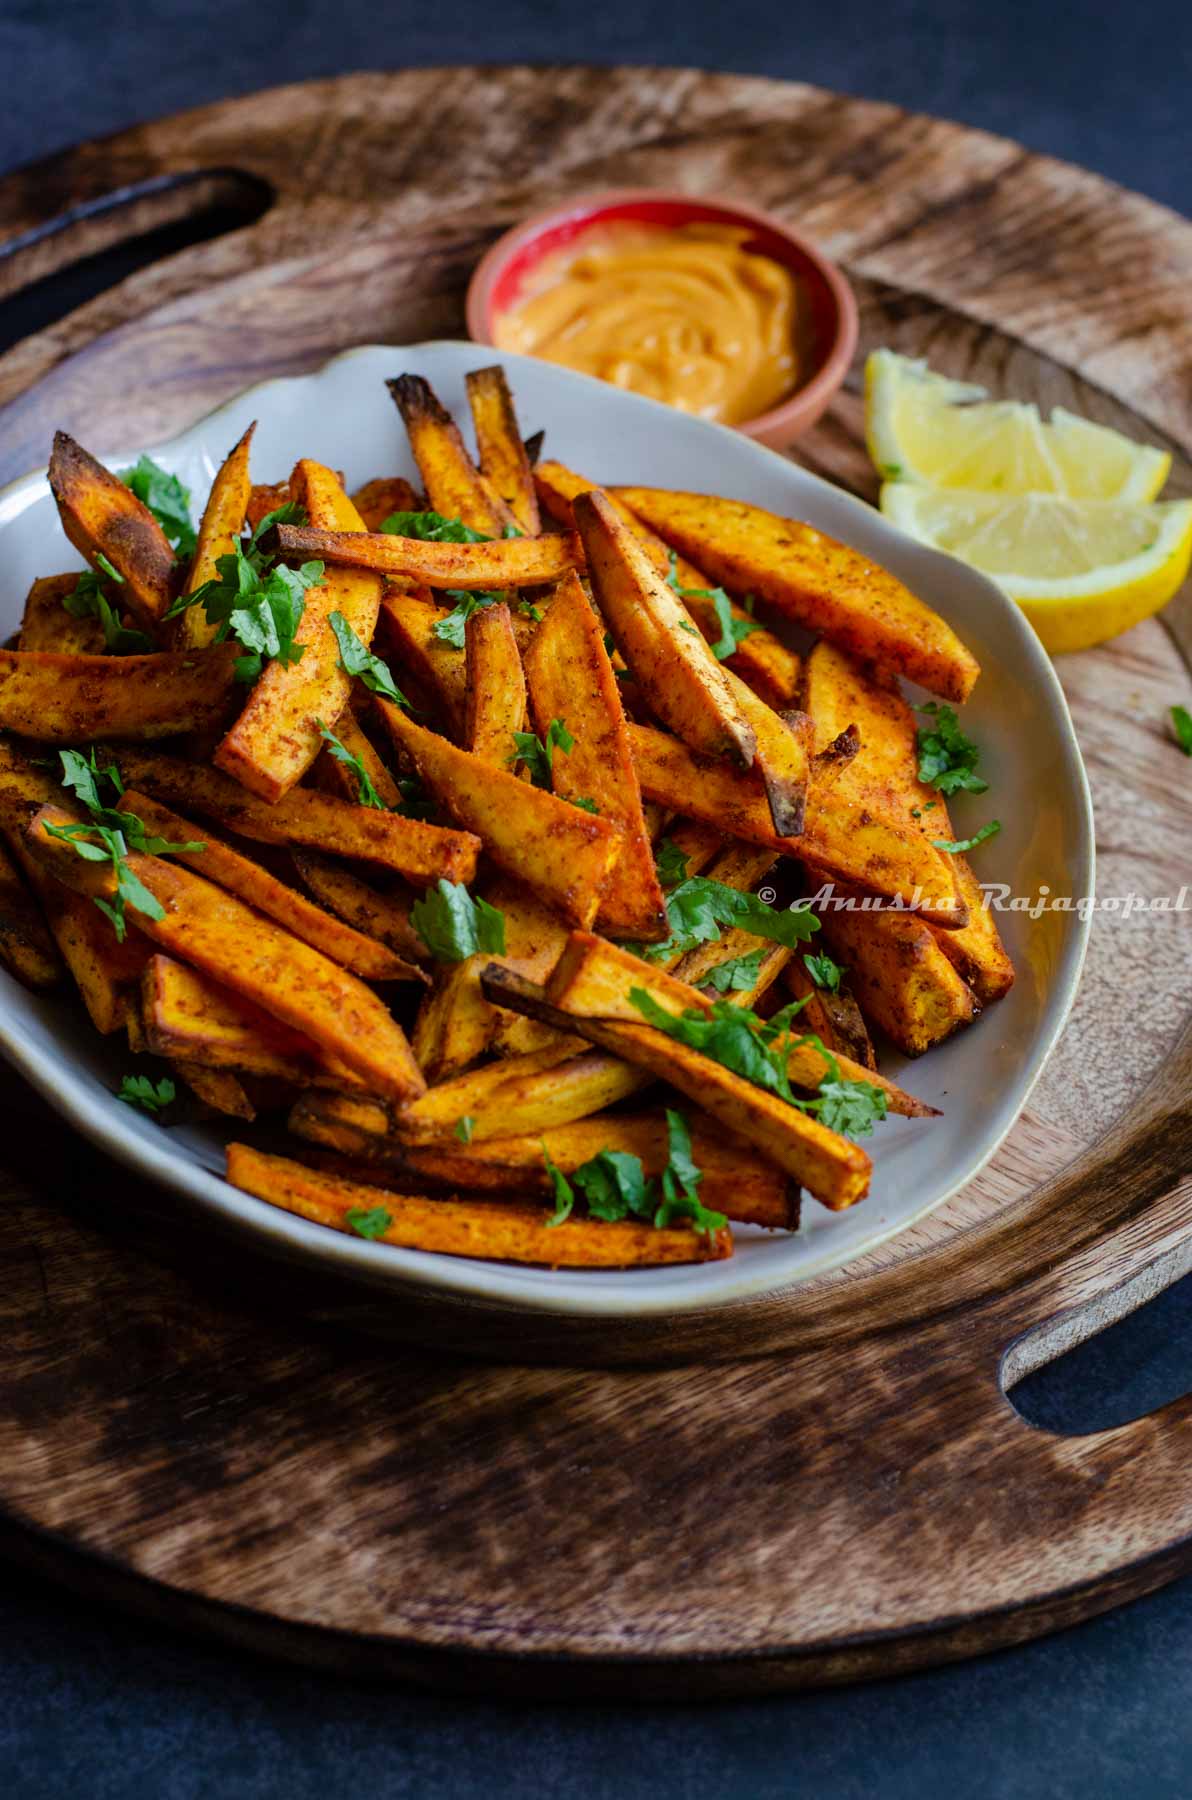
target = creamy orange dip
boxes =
[493,222,799,425]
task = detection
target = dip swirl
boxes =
[493,222,799,425]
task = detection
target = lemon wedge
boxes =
[880,484,1192,652]
[866,350,1171,502]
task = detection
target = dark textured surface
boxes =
[2,6,1192,1795]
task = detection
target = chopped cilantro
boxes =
[165,507,322,681]
[63,572,153,654]
[509,717,573,787]
[411,880,507,963]
[542,1108,725,1236]
[632,877,818,963]
[803,951,844,993]
[329,612,410,707]
[117,1073,175,1114]
[345,1205,392,1240]
[380,510,490,544]
[119,455,197,558]
[654,837,691,891]
[49,749,205,940]
[569,795,600,814]
[1171,703,1192,756]
[916,702,988,795]
[316,720,383,809]
[433,589,499,648]
[933,820,1002,854]
[701,948,766,994]
[395,773,436,821]
[666,552,761,661]
[454,1116,475,1145]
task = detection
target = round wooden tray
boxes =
[1,67,1190,1696]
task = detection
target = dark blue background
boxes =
[2,4,1191,1794]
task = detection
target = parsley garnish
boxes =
[117,1074,175,1114]
[702,948,766,993]
[317,719,383,809]
[803,951,844,993]
[654,838,691,891]
[433,590,499,648]
[165,503,321,682]
[569,796,600,814]
[329,612,410,707]
[411,880,507,963]
[380,510,489,544]
[916,702,988,795]
[666,552,760,661]
[542,1109,726,1236]
[509,718,573,787]
[933,820,1002,854]
[633,878,818,963]
[1171,704,1192,756]
[119,456,197,558]
[345,1205,392,1239]
[49,749,205,940]
[629,991,888,1139]
[63,571,154,654]
[454,1116,475,1144]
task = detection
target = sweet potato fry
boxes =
[466,366,541,535]
[388,373,518,536]
[376,702,621,929]
[782,955,877,1070]
[376,585,467,735]
[125,792,424,983]
[546,931,934,1117]
[535,460,800,708]
[26,802,425,1106]
[226,1142,732,1266]
[615,488,981,703]
[392,1044,648,1144]
[350,476,420,531]
[626,722,965,928]
[48,432,177,630]
[142,955,366,1090]
[19,574,104,654]
[178,1063,257,1119]
[464,602,527,763]
[720,665,810,837]
[410,961,495,1084]
[289,851,426,964]
[800,640,1013,1003]
[0,836,62,991]
[174,423,255,649]
[481,966,871,1209]
[314,705,404,808]
[115,748,479,886]
[295,1108,797,1229]
[573,488,756,768]
[0,645,239,743]
[523,572,666,939]
[815,893,977,1057]
[274,523,583,589]
[215,461,383,802]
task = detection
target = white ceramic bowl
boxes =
[0,342,1093,1316]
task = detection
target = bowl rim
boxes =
[0,339,1095,1320]
[464,186,859,442]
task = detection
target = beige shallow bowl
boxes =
[466,188,859,447]
[0,342,1093,1317]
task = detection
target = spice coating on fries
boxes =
[1,365,1011,1270]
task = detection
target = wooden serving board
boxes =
[1,67,1191,1696]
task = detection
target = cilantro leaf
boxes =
[329,611,409,707]
[701,948,766,994]
[634,877,818,962]
[120,455,196,558]
[64,568,153,654]
[165,541,321,681]
[1171,703,1192,756]
[380,510,490,544]
[509,717,573,787]
[316,719,383,809]
[653,1109,726,1234]
[574,1150,652,1222]
[803,951,844,993]
[543,1145,575,1225]
[50,750,204,940]
[410,880,507,963]
[454,1116,475,1144]
[933,820,1001,854]
[432,590,498,649]
[345,1205,392,1240]
[666,552,760,661]
[117,1073,175,1114]
[916,702,988,795]
[569,795,600,814]
[814,1079,889,1139]
[654,837,690,890]
[395,773,436,821]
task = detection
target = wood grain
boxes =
[0,67,1190,1693]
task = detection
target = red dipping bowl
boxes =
[466,189,858,449]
